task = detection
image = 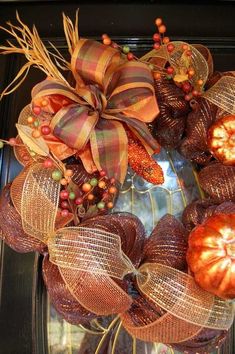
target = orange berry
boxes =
[41,99,49,107]
[153,72,161,80]
[188,69,195,76]
[182,44,189,51]
[60,178,68,186]
[98,181,106,189]
[103,37,111,45]
[82,183,92,192]
[163,36,170,44]
[155,18,162,26]
[109,186,117,194]
[158,25,166,34]
[107,202,114,209]
[198,79,204,86]
[87,193,94,201]
[32,130,41,138]
[27,116,35,124]
[64,169,73,177]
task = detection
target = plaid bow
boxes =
[32,39,160,183]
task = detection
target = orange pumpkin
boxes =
[207,115,235,166]
[187,213,235,299]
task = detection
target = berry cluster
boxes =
[49,164,118,218]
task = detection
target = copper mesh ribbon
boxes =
[204,76,235,114]
[121,307,202,343]
[21,163,60,241]
[136,263,233,330]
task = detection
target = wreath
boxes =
[0,12,235,353]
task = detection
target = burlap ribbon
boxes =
[31,39,160,183]
[5,162,234,344]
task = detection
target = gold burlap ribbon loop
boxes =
[21,163,60,242]
[136,263,234,330]
[204,76,235,114]
[47,226,135,279]
[141,41,209,87]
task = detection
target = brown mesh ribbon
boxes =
[0,184,46,253]
[179,97,217,164]
[42,255,96,325]
[143,214,188,270]
[199,162,235,202]
[182,200,235,232]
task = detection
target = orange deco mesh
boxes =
[48,226,134,315]
[20,163,60,241]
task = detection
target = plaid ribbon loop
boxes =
[32,39,160,183]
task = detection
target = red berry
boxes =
[111,42,118,49]
[186,50,192,57]
[8,138,17,146]
[153,33,160,42]
[185,94,192,101]
[43,159,53,168]
[75,197,83,205]
[166,66,174,74]
[60,190,69,200]
[61,201,69,209]
[61,209,69,217]
[192,89,199,97]
[153,42,160,50]
[110,178,116,184]
[99,170,106,177]
[127,52,134,61]
[167,43,175,53]
[182,82,192,93]
[41,125,51,135]
[33,106,41,115]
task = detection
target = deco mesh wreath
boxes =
[0,12,235,354]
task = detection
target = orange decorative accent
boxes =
[208,115,235,165]
[128,132,164,185]
[187,213,235,299]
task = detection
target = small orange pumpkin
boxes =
[187,213,235,299]
[207,115,235,166]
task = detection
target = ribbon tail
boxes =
[103,113,160,154]
[77,144,98,174]
[90,119,128,184]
